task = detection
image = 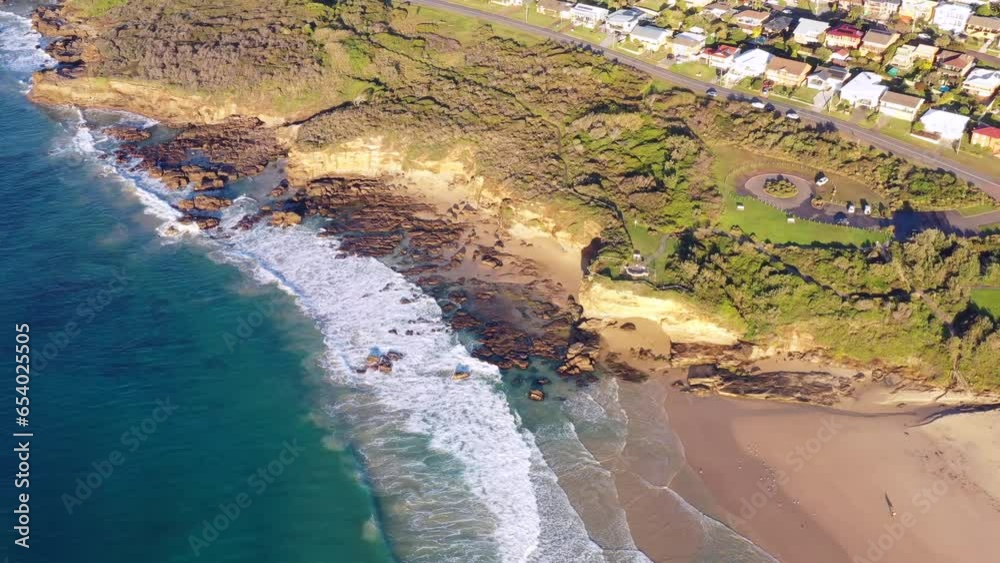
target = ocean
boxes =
[0,7,774,562]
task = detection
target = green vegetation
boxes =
[720,197,888,246]
[65,0,1000,390]
[762,177,799,199]
[972,288,1000,318]
[66,0,129,17]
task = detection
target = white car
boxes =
[751,99,766,110]
[786,110,800,120]
[816,175,829,186]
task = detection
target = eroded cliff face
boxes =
[287,136,604,256]
[577,278,741,347]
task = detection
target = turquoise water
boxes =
[0,12,393,563]
[0,8,780,562]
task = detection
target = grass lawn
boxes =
[626,221,665,256]
[671,61,716,80]
[720,196,889,246]
[711,144,885,206]
[972,288,1000,318]
[790,86,821,104]
[957,203,999,217]
[566,25,606,44]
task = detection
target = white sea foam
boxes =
[0,11,55,74]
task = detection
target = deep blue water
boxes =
[0,22,395,563]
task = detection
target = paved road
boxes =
[406,0,1000,198]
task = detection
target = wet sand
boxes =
[655,378,1000,563]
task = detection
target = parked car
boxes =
[706,87,718,98]
[816,173,829,186]
[786,109,800,120]
[751,99,766,109]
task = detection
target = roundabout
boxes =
[743,173,814,209]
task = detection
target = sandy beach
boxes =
[653,378,1000,563]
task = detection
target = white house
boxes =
[899,0,937,21]
[807,66,849,91]
[628,25,672,51]
[918,109,969,142]
[670,31,706,59]
[932,3,973,34]
[569,3,610,28]
[962,67,1000,98]
[724,48,772,83]
[605,8,646,34]
[793,19,829,45]
[838,72,888,108]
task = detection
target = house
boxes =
[965,16,1000,44]
[878,91,925,121]
[536,0,574,19]
[605,8,647,34]
[628,25,672,51]
[864,0,901,21]
[702,2,731,21]
[888,43,938,69]
[732,9,771,31]
[569,3,610,28]
[670,32,707,59]
[825,24,864,49]
[830,48,853,65]
[490,0,523,6]
[700,44,741,70]
[839,0,865,11]
[807,65,850,91]
[861,30,900,56]
[963,67,1000,98]
[899,0,937,21]
[918,109,969,142]
[724,48,772,83]
[763,15,794,36]
[971,126,1000,153]
[838,71,888,107]
[765,56,812,87]
[932,3,972,34]
[793,19,829,45]
[937,50,975,77]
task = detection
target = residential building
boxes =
[568,3,610,28]
[965,15,1000,44]
[899,0,937,21]
[793,19,829,45]
[878,91,924,120]
[861,30,900,56]
[536,0,574,19]
[932,3,973,34]
[732,9,771,31]
[838,71,888,107]
[628,25,672,51]
[839,0,865,11]
[765,56,812,87]
[702,2,731,21]
[825,24,864,49]
[963,67,1000,98]
[807,65,850,91]
[971,126,1000,153]
[700,44,741,69]
[763,15,794,36]
[830,48,853,65]
[864,0,901,21]
[888,42,939,69]
[670,32,707,59]
[937,50,975,77]
[605,8,646,34]
[724,48,772,82]
[918,109,969,142]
